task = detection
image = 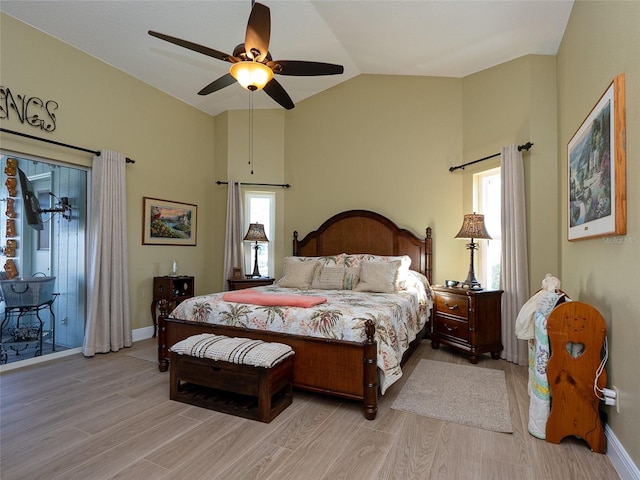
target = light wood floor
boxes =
[0,338,619,480]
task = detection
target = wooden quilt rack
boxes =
[545,301,607,453]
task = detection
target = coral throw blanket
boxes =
[222,289,327,308]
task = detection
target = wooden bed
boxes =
[158,209,433,419]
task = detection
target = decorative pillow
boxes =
[316,266,346,290]
[297,254,346,267]
[354,260,401,293]
[343,254,368,270]
[310,264,361,290]
[343,266,360,290]
[344,254,412,289]
[277,257,318,288]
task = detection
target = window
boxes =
[244,191,275,277]
[474,167,501,290]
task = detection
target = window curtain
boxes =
[83,150,131,356]
[500,144,529,365]
[222,181,244,290]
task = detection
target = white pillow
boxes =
[370,255,412,289]
[354,260,401,293]
[277,258,318,288]
[344,254,411,289]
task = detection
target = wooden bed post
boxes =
[363,319,378,420]
[293,230,300,256]
[425,227,433,285]
[157,300,169,372]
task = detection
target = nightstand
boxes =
[227,277,275,291]
[430,286,503,364]
[151,276,194,337]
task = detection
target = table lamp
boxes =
[454,213,492,288]
[243,223,269,277]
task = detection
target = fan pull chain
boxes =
[249,92,254,175]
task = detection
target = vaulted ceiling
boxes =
[1,1,574,116]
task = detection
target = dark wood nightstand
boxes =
[227,277,275,291]
[151,276,194,337]
[430,286,503,364]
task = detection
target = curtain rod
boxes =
[449,142,533,172]
[0,128,135,163]
[216,180,291,188]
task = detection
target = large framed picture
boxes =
[568,74,626,241]
[142,197,197,246]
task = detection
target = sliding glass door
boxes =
[1,152,88,364]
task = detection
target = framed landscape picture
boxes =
[568,74,626,241]
[142,197,197,246]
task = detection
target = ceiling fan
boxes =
[149,1,344,110]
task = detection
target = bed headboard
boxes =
[293,210,433,284]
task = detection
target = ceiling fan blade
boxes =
[244,2,270,62]
[198,74,236,96]
[267,60,344,76]
[263,79,295,110]
[149,30,235,62]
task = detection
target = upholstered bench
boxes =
[169,333,295,423]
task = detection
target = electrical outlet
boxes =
[613,386,620,414]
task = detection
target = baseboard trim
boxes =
[132,326,155,342]
[607,424,640,480]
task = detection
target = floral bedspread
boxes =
[170,272,433,394]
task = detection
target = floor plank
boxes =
[376,415,442,479]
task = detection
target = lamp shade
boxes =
[243,223,269,242]
[454,213,492,240]
[230,62,274,91]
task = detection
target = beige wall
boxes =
[462,55,560,290]
[557,0,640,466]
[282,58,560,290]
[0,13,217,331]
[284,74,465,283]
[212,109,287,286]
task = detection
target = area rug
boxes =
[391,359,513,433]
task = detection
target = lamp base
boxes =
[248,241,261,278]
[460,269,482,289]
[461,240,482,290]
[460,280,483,290]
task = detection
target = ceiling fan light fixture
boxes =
[150,2,342,109]
[230,61,273,91]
